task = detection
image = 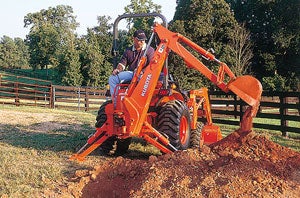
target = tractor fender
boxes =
[155,91,185,108]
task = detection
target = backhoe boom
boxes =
[152,23,262,132]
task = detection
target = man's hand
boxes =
[112,63,125,75]
[112,68,120,75]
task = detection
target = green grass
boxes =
[0,105,101,196]
[0,144,65,195]
[1,67,60,85]
[253,117,299,128]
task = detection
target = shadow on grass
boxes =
[0,123,162,158]
[0,122,94,152]
[87,137,161,160]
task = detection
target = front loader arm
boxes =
[123,40,169,136]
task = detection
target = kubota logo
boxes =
[158,44,165,53]
[141,74,152,96]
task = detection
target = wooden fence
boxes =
[52,85,107,111]
[209,91,299,136]
[0,72,299,136]
[0,73,52,107]
[0,73,107,111]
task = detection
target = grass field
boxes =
[0,105,161,196]
[0,105,299,197]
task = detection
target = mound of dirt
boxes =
[65,131,300,198]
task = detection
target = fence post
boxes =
[34,83,37,106]
[279,94,288,137]
[49,85,54,108]
[53,86,56,109]
[14,82,19,106]
[78,87,81,111]
[239,96,243,122]
[85,87,89,112]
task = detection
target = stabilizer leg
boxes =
[70,128,109,161]
[141,121,176,154]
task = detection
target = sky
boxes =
[0,0,177,39]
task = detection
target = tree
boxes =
[0,36,29,69]
[79,31,107,87]
[124,0,162,32]
[14,38,30,69]
[24,5,78,71]
[227,23,253,76]
[262,73,286,92]
[226,0,300,91]
[122,0,162,47]
[169,0,239,90]
[0,36,19,69]
[59,33,83,86]
[78,15,113,87]
[83,0,162,88]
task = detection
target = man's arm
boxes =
[112,49,129,75]
[145,46,155,66]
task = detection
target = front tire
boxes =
[190,122,204,148]
[157,100,191,150]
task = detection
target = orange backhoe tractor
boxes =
[71,13,262,161]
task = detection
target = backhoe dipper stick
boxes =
[217,63,236,84]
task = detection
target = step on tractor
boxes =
[71,13,262,161]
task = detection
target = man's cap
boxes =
[133,29,147,40]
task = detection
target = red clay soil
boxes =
[64,131,300,198]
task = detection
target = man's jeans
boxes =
[108,71,134,97]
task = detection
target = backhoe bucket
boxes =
[228,75,262,108]
[227,75,262,133]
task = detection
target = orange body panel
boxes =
[123,42,169,136]
[201,125,222,144]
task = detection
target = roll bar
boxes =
[112,13,168,68]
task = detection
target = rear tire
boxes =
[157,100,191,150]
[95,100,115,154]
[115,138,132,156]
[95,100,112,127]
[95,100,131,155]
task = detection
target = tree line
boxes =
[0,0,299,91]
